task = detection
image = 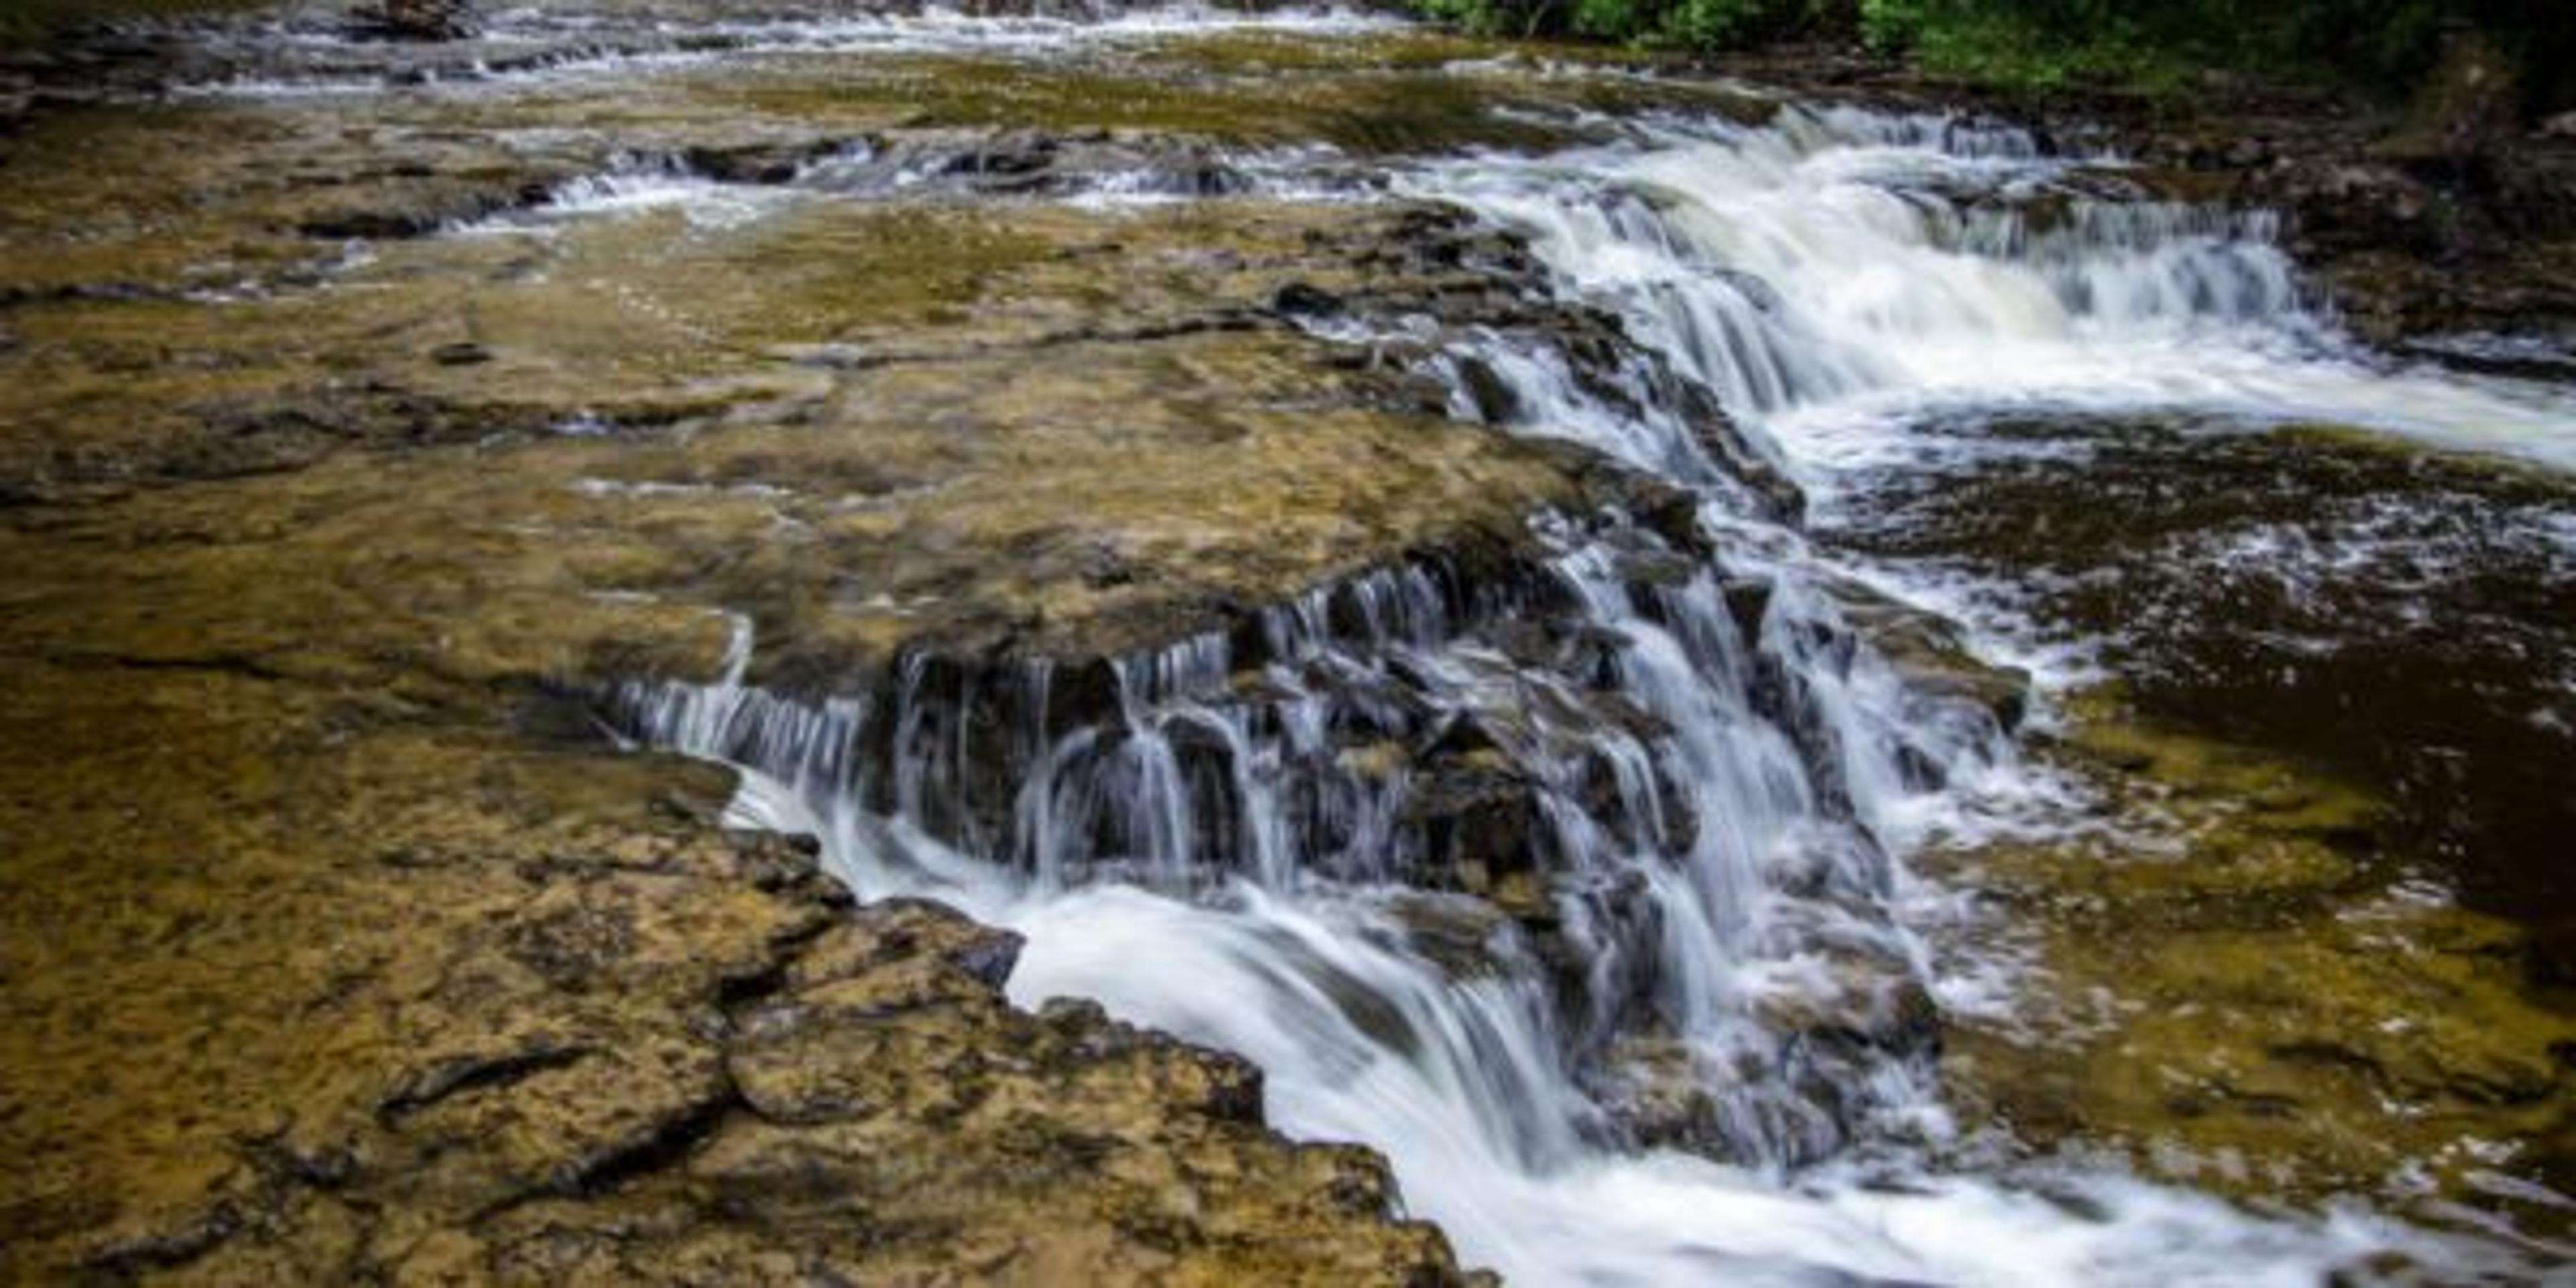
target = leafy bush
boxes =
[1654,0,1782,48]
[1855,0,1923,50]
[1412,0,2571,113]
[1413,0,1833,48]
[0,0,269,46]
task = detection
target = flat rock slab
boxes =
[0,13,1721,1282]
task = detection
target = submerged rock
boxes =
[1929,693,2576,1222]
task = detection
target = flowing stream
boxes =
[582,11,2576,1285]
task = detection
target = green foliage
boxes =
[0,0,271,47]
[1410,0,2572,113]
[1409,0,1831,50]
[1656,0,1775,48]
[1854,0,1924,51]
[1852,0,2445,94]
[1878,2,2175,93]
[1571,0,1644,40]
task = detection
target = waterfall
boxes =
[610,89,2557,1285]
[619,550,2487,1283]
[1412,105,2576,479]
[625,512,1994,1167]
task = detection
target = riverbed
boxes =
[3,5,2569,1282]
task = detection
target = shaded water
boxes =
[1415,103,2576,929]
[251,7,2572,1281]
[1826,415,2576,930]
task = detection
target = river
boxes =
[41,3,2576,1282]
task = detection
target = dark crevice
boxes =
[52,650,296,683]
[543,1087,737,1199]
[83,1200,243,1277]
[378,1042,594,1123]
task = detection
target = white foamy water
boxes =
[999,881,2465,1288]
[1409,99,2576,733]
[506,166,796,231]
[625,536,2528,1285]
[686,741,2504,1287]
[1416,106,2576,482]
[437,134,1369,237]
[172,4,1400,100]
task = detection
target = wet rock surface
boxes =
[0,706,1471,1282]
[9,3,2575,1279]
[2075,102,2575,356]
[1821,411,2576,1234]
[1831,414,2576,934]
[0,9,1766,1279]
[1929,695,2576,1237]
[2134,129,2576,354]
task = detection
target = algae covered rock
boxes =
[0,661,1479,1283]
[1929,695,2576,1225]
[0,14,1711,1279]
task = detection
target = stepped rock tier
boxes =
[3,4,2571,1284]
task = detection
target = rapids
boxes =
[545,10,2576,1284]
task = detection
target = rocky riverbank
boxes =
[0,189,1513,1281]
[5,3,2573,1281]
[0,11,1693,1275]
[13,3,2571,356]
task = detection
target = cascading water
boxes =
[1415,104,2576,484]
[627,508,1977,1158]
[606,38,2576,1288]
[625,534,2504,1283]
